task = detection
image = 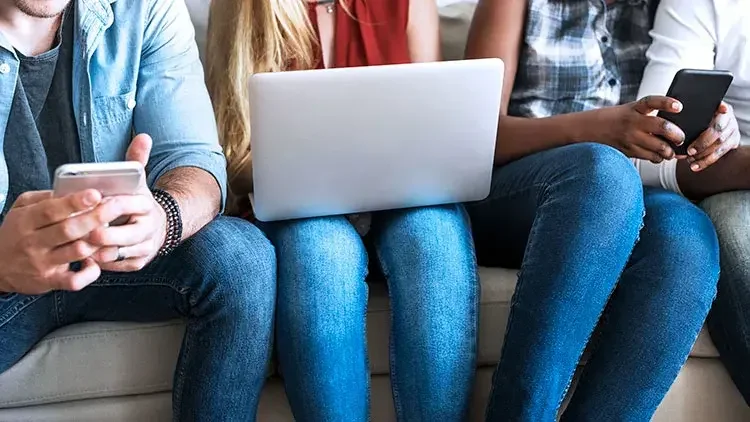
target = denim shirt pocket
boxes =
[91,90,136,161]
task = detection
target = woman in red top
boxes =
[206,1,478,420]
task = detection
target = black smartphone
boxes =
[657,69,734,155]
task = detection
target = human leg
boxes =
[701,191,750,404]
[466,143,645,421]
[370,204,478,421]
[59,216,277,421]
[563,188,719,421]
[262,216,369,422]
[0,294,58,374]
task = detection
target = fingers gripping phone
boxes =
[53,162,145,226]
[658,69,734,155]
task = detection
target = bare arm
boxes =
[407,0,442,62]
[677,146,750,200]
[464,0,602,164]
[155,167,221,240]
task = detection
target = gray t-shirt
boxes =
[2,6,80,216]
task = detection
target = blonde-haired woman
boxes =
[206,1,478,420]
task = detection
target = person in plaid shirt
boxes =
[464,0,742,420]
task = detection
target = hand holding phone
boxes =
[682,101,740,171]
[53,161,145,226]
[80,134,169,273]
[0,190,125,294]
[657,69,734,157]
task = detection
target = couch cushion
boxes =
[0,321,183,409]
[0,267,719,408]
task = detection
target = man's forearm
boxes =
[155,167,222,240]
[677,146,750,200]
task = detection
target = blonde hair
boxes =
[206,0,319,202]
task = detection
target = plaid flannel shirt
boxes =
[509,0,660,119]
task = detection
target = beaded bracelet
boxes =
[152,189,182,257]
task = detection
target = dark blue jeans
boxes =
[700,191,750,405]
[262,205,478,422]
[0,217,276,421]
[466,143,719,421]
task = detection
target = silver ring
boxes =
[115,247,126,262]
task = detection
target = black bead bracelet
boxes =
[152,188,182,257]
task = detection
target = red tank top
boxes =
[308,0,411,68]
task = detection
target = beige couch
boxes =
[1,2,748,421]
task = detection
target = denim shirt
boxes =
[0,0,227,211]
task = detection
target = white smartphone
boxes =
[53,162,145,226]
[52,162,144,198]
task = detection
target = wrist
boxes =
[553,110,605,145]
[151,188,183,256]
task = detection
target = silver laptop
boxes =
[249,58,504,222]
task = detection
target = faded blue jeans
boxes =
[466,143,719,421]
[262,204,478,422]
[0,217,276,421]
[701,191,750,405]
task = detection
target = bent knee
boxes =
[187,217,276,277]
[266,216,368,293]
[554,143,644,211]
[643,192,720,283]
[701,191,750,237]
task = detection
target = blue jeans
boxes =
[466,143,719,421]
[0,217,276,422]
[262,204,478,422]
[701,191,750,405]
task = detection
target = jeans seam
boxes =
[172,323,195,421]
[54,291,63,326]
[460,203,481,418]
[0,295,44,330]
[554,208,646,415]
[92,278,189,295]
[375,248,403,421]
[485,184,549,419]
[484,186,643,419]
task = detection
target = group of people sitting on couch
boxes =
[1,0,749,420]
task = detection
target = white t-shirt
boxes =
[635,0,750,193]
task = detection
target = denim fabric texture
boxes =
[0,217,277,421]
[467,143,719,421]
[262,204,479,422]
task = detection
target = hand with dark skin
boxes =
[677,145,750,201]
[681,102,741,172]
[464,0,686,165]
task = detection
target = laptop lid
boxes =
[249,58,504,222]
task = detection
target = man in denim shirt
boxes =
[0,0,276,420]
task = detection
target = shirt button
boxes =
[608,78,618,87]
[0,63,10,74]
[127,98,136,110]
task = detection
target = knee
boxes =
[384,204,471,257]
[550,143,644,230]
[265,216,367,305]
[701,191,750,239]
[701,192,750,277]
[377,205,474,268]
[566,143,642,195]
[181,216,277,314]
[556,143,643,208]
[644,193,719,294]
